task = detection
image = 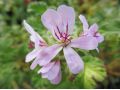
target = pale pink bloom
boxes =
[38,61,61,84]
[23,20,61,84]
[23,5,101,84]
[40,5,98,74]
[79,15,104,44]
[23,20,47,65]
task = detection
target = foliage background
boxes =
[0,0,120,89]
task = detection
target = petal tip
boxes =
[23,20,27,26]
[72,62,84,74]
[25,58,30,63]
[79,14,84,19]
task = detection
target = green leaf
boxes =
[74,56,106,89]
[27,1,47,15]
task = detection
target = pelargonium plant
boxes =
[23,5,104,84]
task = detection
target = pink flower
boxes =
[23,20,47,67]
[79,15,104,52]
[23,20,47,69]
[23,5,102,85]
[79,15,104,44]
[23,20,61,84]
[39,5,98,74]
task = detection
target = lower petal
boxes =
[70,36,98,50]
[38,44,62,66]
[41,61,60,80]
[30,58,38,70]
[37,62,55,74]
[25,49,39,62]
[50,70,61,84]
[63,47,84,74]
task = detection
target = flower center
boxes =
[61,36,72,46]
[54,24,71,46]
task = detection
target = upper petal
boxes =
[41,9,63,40]
[89,23,98,35]
[23,20,46,48]
[63,47,84,74]
[23,20,35,34]
[41,61,60,80]
[70,36,98,50]
[37,44,62,66]
[79,15,89,32]
[57,5,75,34]
[41,9,62,31]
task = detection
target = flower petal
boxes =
[79,15,89,32]
[88,23,104,43]
[23,20,35,35]
[37,62,55,74]
[37,44,62,66]
[50,70,61,84]
[41,9,62,31]
[63,47,84,74]
[41,9,62,40]
[89,23,98,35]
[70,36,98,50]
[23,20,46,48]
[57,5,75,34]
[30,58,38,70]
[41,73,48,78]
[25,49,39,62]
[29,47,48,70]
[41,61,60,80]
[96,33,104,43]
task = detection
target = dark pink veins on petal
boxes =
[39,40,47,47]
[54,23,71,44]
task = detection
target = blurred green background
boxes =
[0,0,120,89]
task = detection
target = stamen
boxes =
[54,29,60,40]
[64,23,69,41]
[54,24,71,43]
